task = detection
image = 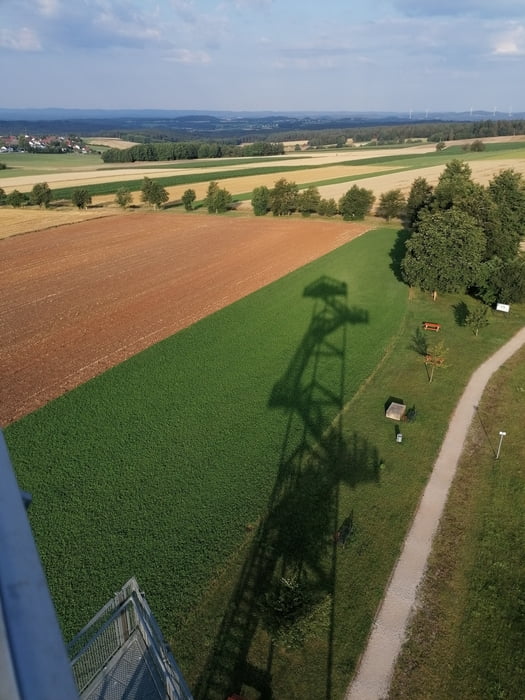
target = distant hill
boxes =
[1,109,524,142]
[1,108,523,122]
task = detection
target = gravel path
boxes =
[346,325,525,700]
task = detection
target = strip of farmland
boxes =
[0,213,371,426]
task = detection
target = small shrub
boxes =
[259,574,313,647]
[115,188,132,209]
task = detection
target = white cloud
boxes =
[164,48,211,64]
[37,0,60,16]
[393,0,525,19]
[273,56,338,70]
[492,25,525,56]
[228,0,273,8]
[0,27,41,51]
[93,8,163,45]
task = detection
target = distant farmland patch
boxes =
[85,137,141,150]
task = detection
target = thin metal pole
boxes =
[496,431,506,459]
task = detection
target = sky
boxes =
[1,0,525,113]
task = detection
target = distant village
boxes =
[0,133,90,154]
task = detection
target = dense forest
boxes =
[100,140,284,163]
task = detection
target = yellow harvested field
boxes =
[317,158,525,204]
[0,167,183,192]
[0,207,118,239]
[92,163,394,205]
[86,137,140,149]
[3,139,525,236]
[0,144,433,193]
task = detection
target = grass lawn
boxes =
[5,223,525,699]
[0,152,104,177]
[177,283,525,699]
[389,346,525,700]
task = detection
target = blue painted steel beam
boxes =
[0,431,79,700]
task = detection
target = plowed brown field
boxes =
[0,212,372,426]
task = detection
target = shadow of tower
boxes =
[194,276,371,700]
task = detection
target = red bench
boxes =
[422,322,441,332]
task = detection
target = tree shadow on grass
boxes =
[389,228,410,282]
[452,300,469,327]
[408,326,429,356]
[194,276,382,700]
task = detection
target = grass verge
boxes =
[389,346,525,700]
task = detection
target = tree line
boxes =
[249,179,376,220]
[266,119,525,149]
[0,183,95,210]
[101,140,284,163]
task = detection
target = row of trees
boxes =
[0,178,172,211]
[101,140,284,163]
[0,175,404,221]
[0,182,57,208]
[0,183,94,209]
[401,160,525,304]
[250,178,377,220]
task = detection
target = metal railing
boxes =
[68,578,193,700]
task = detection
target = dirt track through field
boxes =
[0,213,371,426]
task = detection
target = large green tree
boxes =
[432,159,476,211]
[338,185,375,221]
[401,208,486,298]
[212,188,232,213]
[269,178,298,216]
[405,177,433,230]
[251,186,270,216]
[317,198,338,217]
[297,186,321,217]
[477,257,525,304]
[205,180,232,213]
[181,188,196,211]
[487,169,525,259]
[141,177,169,209]
[376,189,406,222]
[30,182,52,208]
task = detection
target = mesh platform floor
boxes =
[81,631,163,700]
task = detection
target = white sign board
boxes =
[496,303,510,313]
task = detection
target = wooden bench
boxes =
[422,321,441,332]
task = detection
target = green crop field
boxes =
[45,162,336,200]
[0,151,104,177]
